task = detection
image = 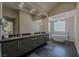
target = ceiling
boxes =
[3,2,59,14]
[3,2,40,15]
[2,2,59,20]
[36,2,59,13]
[3,2,32,11]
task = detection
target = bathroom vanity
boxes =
[0,33,49,57]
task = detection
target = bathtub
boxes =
[52,34,68,42]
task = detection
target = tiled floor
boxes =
[27,40,78,57]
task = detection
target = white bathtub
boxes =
[52,34,68,42]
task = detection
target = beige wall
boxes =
[19,11,42,33]
[42,16,49,32]
[49,2,76,16]
[0,2,2,57]
[2,6,19,33]
[0,2,1,18]
[0,2,2,18]
[66,17,74,41]
[2,7,18,18]
[0,2,2,39]
[74,2,79,56]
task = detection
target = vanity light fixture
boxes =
[18,2,24,8]
[19,4,23,8]
[30,9,35,13]
[37,13,42,16]
[20,2,24,6]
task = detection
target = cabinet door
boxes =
[2,40,19,57]
[37,36,43,45]
[45,34,49,41]
[40,34,49,43]
[32,36,40,48]
[20,37,33,55]
[37,35,45,45]
[32,35,45,48]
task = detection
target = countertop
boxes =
[0,34,46,43]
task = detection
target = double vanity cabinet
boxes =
[0,34,49,57]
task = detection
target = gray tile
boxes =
[28,41,78,57]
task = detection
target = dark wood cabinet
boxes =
[37,35,46,45]
[20,37,33,55]
[32,36,39,48]
[2,40,19,57]
[1,34,49,57]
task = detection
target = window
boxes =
[54,20,65,32]
[4,21,14,34]
[3,17,15,34]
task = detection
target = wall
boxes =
[0,3,2,18]
[42,16,49,32]
[66,17,74,41]
[0,2,2,57]
[2,6,19,33]
[49,2,76,16]
[0,2,2,39]
[19,11,42,33]
[74,2,79,56]
[49,9,76,42]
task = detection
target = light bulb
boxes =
[18,2,24,8]
[20,2,24,5]
[30,9,35,13]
